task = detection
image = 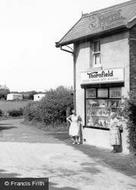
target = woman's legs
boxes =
[75,136,80,144]
[71,136,76,144]
[71,136,81,144]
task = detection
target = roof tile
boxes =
[56,0,136,47]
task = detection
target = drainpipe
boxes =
[59,45,76,112]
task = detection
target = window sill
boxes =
[83,126,110,131]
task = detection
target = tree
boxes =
[0,85,10,100]
[23,91,37,100]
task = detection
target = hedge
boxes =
[124,91,136,152]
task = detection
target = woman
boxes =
[67,109,80,144]
[109,112,122,153]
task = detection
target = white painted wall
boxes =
[7,93,23,101]
[34,94,45,101]
[75,42,90,124]
[101,32,130,97]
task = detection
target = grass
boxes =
[23,120,69,132]
[0,100,32,112]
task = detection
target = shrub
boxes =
[8,108,23,117]
[0,109,3,117]
[38,86,73,125]
[24,86,73,125]
[23,102,41,121]
[123,90,136,152]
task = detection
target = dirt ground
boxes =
[0,119,136,190]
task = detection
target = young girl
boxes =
[67,109,80,144]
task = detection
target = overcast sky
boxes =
[0,0,128,91]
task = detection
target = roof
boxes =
[56,0,136,47]
[7,93,23,96]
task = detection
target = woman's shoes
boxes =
[72,141,80,145]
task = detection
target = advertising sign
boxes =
[81,68,124,84]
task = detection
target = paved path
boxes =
[0,119,136,190]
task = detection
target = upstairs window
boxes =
[92,41,101,67]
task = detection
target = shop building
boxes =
[56,0,136,153]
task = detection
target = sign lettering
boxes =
[81,68,124,84]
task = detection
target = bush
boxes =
[0,109,3,117]
[123,90,136,152]
[8,108,24,117]
[23,102,41,121]
[24,86,73,125]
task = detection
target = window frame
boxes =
[92,40,101,67]
[85,87,122,130]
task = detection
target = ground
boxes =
[0,100,31,114]
[0,119,136,190]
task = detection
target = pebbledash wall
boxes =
[56,0,136,154]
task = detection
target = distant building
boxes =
[7,93,23,101]
[33,94,45,101]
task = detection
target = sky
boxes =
[0,0,128,92]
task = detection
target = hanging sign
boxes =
[81,68,124,84]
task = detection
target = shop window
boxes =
[85,87,121,129]
[109,88,121,98]
[86,88,96,98]
[92,41,101,67]
[97,89,108,98]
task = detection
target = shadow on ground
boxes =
[0,123,17,131]
[50,182,78,190]
[0,126,17,131]
[0,169,20,178]
[50,132,136,178]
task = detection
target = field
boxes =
[0,100,31,112]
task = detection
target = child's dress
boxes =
[69,115,80,137]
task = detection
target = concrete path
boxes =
[0,119,136,190]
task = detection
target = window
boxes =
[85,87,122,129]
[86,88,96,98]
[109,88,121,98]
[92,41,101,67]
[97,89,108,98]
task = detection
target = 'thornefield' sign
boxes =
[81,68,124,84]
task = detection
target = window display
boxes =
[85,87,121,129]
[86,88,96,98]
[98,89,108,98]
[109,87,121,98]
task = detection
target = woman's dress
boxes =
[69,115,80,136]
[109,118,121,145]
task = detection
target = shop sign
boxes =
[81,68,124,84]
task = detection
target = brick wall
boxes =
[129,25,136,91]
